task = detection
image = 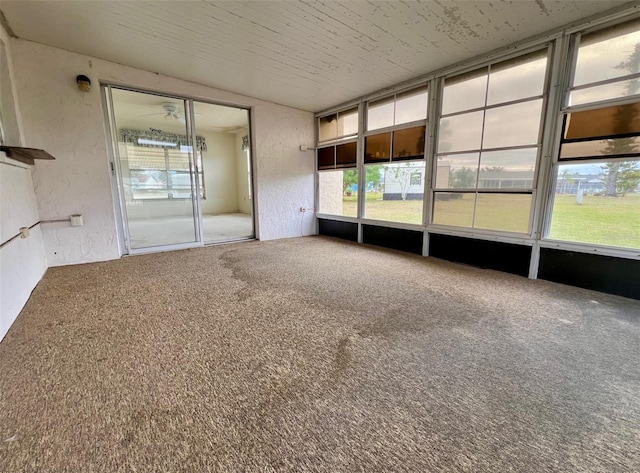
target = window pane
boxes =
[487,51,547,105]
[549,161,640,249]
[318,170,358,218]
[574,19,640,87]
[367,97,394,131]
[395,87,428,125]
[435,153,480,189]
[560,136,640,160]
[339,108,358,136]
[365,132,392,163]
[570,78,640,106]
[478,148,537,189]
[364,162,425,224]
[474,193,532,233]
[130,170,169,199]
[336,141,357,168]
[318,115,338,142]
[442,68,488,115]
[393,126,425,161]
[565,102,640,140]
[317,146,334,170]
[483,100,543,149]
[438,111,484,153]
[432,192,475,227]
[167,150,191,171]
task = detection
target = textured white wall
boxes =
[9,38,315,266]
[0,160,48,341]
[0,26,47,341]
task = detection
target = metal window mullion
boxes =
[539,33,573,249]
[423,78,439,249]
[357,102,365,243]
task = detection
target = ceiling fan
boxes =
[139,102,187,124]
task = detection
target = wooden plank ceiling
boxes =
[0,0,634,112]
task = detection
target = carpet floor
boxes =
[0,236,639,472]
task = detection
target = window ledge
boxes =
[0,146,56,165]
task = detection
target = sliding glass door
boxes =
[105,87,200,252]
[103,85,254,254]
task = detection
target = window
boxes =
[363,87,428,224]
[570,18,640,106]
[432,50,548,234]
[547,20,640,250]
[367,87,428,131]
[317,106,360,218]
[317,169,359,218]
[125,144,204,200]
[318,108,358,143]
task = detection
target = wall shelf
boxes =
[0,146,56,165]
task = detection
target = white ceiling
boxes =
[1,0,635,112]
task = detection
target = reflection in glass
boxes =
[487,51,547,105]
[435,153,480,189]
[549,161,640,249]
[478,149,537,189]
[570,79,640,106]
[560,137,640,160]
[474,193,532,233]
[365,132,392,163]
[483,100,543,149]
[438,111,484,153]
[395,88,428,125]
[564,102,640,140]
[442,69,488,115]
[364,162,425,224]
[432,192,475,227]
[318,115,338,142]
[318,170,358,218]
[367,98,394,131]
[338,108,358,137]
[317,146,334,169]
[393,126,425,160]
[574,19,640,87]
[336,141,357,168]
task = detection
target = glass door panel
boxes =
[109,88,199,250]
[192,101,254,243]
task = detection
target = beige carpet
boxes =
[1,236,639,472]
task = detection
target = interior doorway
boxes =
[103,85,254,254]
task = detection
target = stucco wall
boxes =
[9,38,315,266]
[0,25,48,341]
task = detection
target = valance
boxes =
[120,128,207,151]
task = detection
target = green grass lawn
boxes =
[549,193,640,249]
[341,192,640,248]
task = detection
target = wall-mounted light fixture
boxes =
[76,75,91,92]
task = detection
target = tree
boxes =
[602,161,640,196]
[601,43,640,196]
[365,165,382,190]
[386,162,421,200]
[343,170,358,195]
[449,167,475,188]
